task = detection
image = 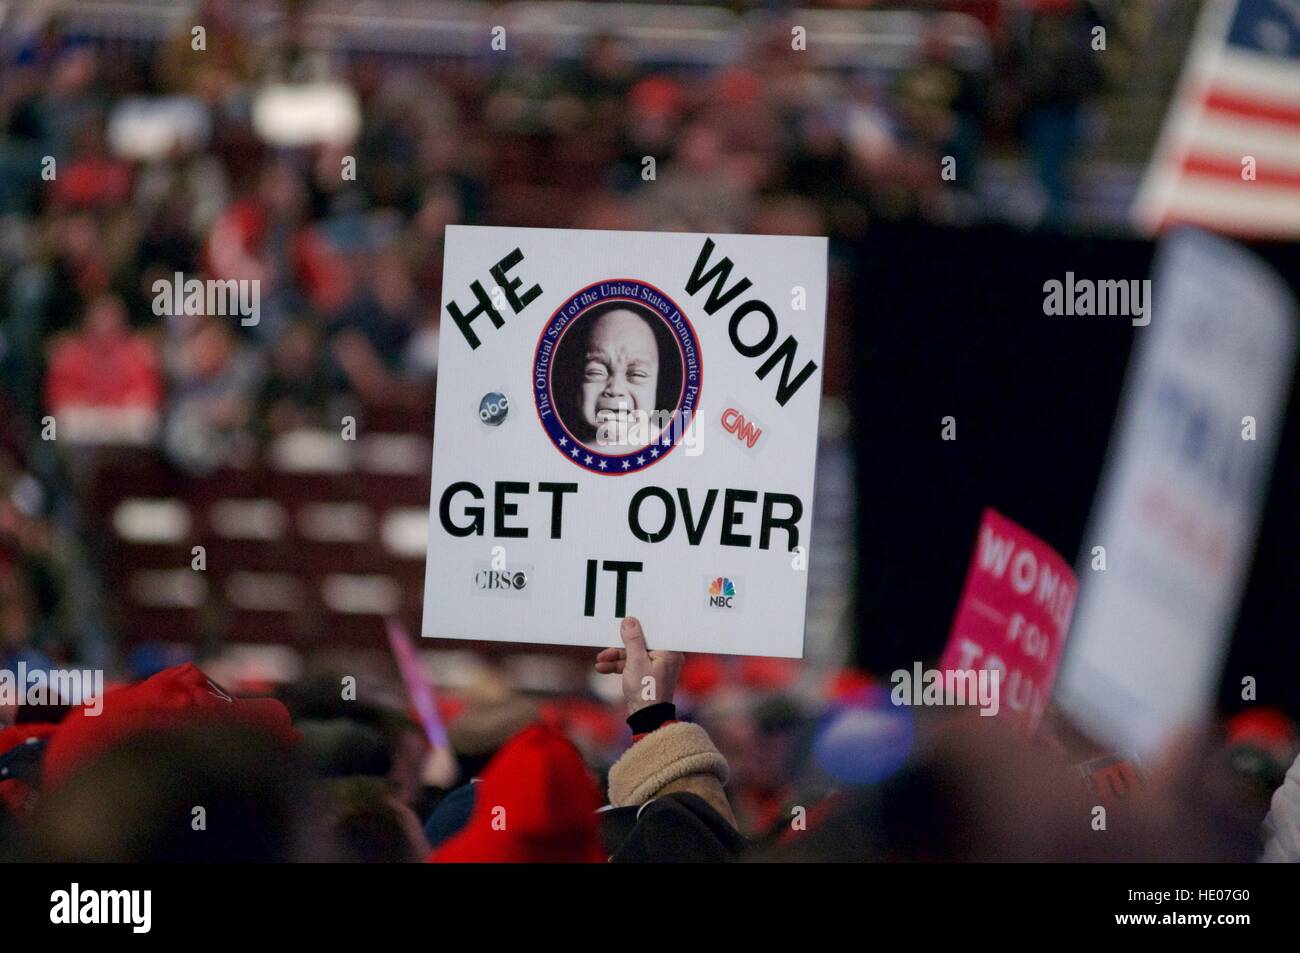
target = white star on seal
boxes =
[621,460,631,470]
[598,460,608,470]
[636,456,645,466]
[559,436,567,447]
[571,446,579,457]
[650,447,659,458]
[584,454,593,465]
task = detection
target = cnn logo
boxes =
[720,407,762,449]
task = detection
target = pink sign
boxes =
[937,509,1077,731]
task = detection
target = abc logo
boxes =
[479,392,509,426]
[475,570,527,591]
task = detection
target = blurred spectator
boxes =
[1006,0,1108,224]
[895,24,989,215]
[0,563,47,671]
[26,723,307,862]
[609,74,685,191]
[318,776,430,862]
[329,248,434,408]
[574,35,637,137]
[156,0,255,98]
[485,44,587,138]
[32,47,105,161]
[255,317,338,435]
[163,315,262,472]
[49,120,132,211]
[639,121,754,232]
[131,139,232,281]
[205,162,349,337]
[44,293,162,444]
[445,677,541,781]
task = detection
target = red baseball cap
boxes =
[42,663,298,788]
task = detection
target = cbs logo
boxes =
[474,569,527,591]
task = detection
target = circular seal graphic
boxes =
[533,280,701,474]
[479,391,510,427]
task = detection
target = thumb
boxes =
[619,616,650,663]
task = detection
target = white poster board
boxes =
[422,226,828,657]
[1055,229,1297,758]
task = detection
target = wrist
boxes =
[627,701,677,737]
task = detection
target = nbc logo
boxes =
[707,577,737,610]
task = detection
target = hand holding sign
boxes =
[594,617,684,716]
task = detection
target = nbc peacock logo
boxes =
[707,576,737,610]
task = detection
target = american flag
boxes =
[1135,0,1300,238]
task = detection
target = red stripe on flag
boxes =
[1202,90,1300,129]
[1181,155,1300,190]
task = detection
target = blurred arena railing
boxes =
[15,0,991,71]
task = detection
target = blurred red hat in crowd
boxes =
[0,723,58,814]
[629,75,684,118]
[679,656,725,697]
[826,668,876,703]
[431,724,603,863]
[739,656,801,692]
[1226,708,1296,762]
[716,68,762,107]
[42,663,298,788]
[0,722,58,759]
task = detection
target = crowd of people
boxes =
[0,1,1111,437]
[3,616,1300,862]
[6,1,1296,865]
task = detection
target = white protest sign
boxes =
[1054,229,1297,759]
[422,226,828,657]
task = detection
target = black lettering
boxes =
[760,493,802,551]
[584,559,597,616]
[537,482,577,539]
[684,238,752,314]
[494,481,529,538]
[604,560,643,617]
[628,486,675,543]
[729,300,778,357]
[446,280,505,351]
[756,335,818,406]
[439,481,484,537]
[677,488,718,546]
[490,247,542,313]
[720,489,757,547]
